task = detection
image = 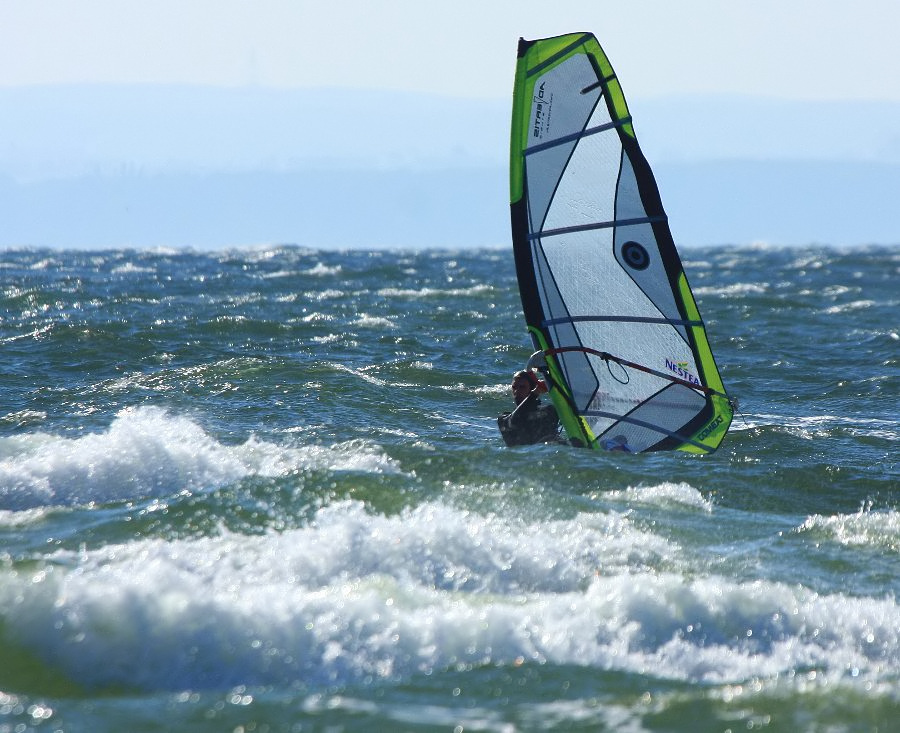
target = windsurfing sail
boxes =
[509,33,734,453]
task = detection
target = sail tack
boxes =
[510,33,733,454]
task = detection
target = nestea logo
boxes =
[665,358,701,386]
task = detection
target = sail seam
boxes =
[528,216,665,240]
[525,119,631,156]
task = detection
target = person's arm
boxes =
[506,388,539,428]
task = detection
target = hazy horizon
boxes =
[2,84,898,249]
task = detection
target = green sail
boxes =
[509,33,734,453]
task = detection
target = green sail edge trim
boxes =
[580,36,634,140]
[677,273,734,453]
[527,326,598,449]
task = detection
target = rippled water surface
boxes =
[1,244,897,731]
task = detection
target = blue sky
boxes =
[3,0,900,102]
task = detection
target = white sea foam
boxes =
[692,283,768,296]
[304,263,342,276]
[601,482,714,512]
[797,509,900,552]
[376,285,492,298]
[823,299,878,314]
[329,363,389,387]
[303,288,345,301]
[351,314,398,329]
[0,506,52,527]
[461,383,508,397]
[0,407,401,510]
[261,269,297,280]
[740,413,899,440]
[299,311,334,323]
[110,262,154,275]
[0,410,48,428]
[1,500,896,693]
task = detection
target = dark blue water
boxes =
[0,244,897,731]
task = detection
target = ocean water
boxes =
[0,243,896,732]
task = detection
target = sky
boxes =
[2,1,898,248]
[2,0,900,102]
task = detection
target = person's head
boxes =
[511,369,539,405]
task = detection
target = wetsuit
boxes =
[497,392,560,446]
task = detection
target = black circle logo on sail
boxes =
[621,241,650,270]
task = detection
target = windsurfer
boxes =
[497,369,560,446]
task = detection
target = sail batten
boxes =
[581,73,618,95]
[509,32,734,454]
[527,216,666,240]
[524,118,632,156]
[543,315,704,327]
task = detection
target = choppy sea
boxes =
[0,243,897,732]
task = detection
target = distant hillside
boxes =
[2,160,897,249]
[0,85,509,179]
[632,95,900,165]
[0,168,508,249]
[1,85,898,247]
